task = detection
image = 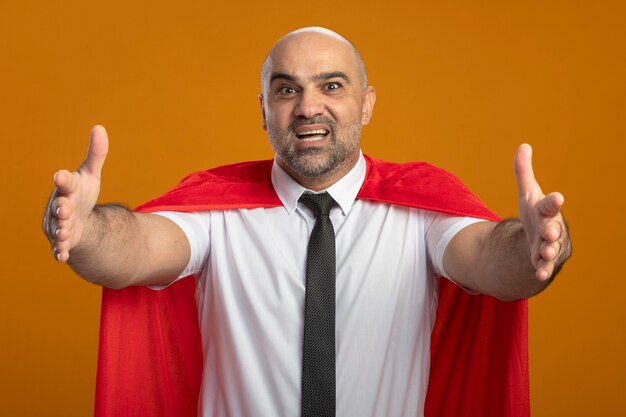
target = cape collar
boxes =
[135,154,498,222]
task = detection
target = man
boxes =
[43,27,571,417]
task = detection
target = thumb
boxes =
[514,143,540,198]
[80,125,109,178]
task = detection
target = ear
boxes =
[259,93,267,131]
[360,86,376,126]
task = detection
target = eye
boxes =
[278,86,297,95]
[324,82,341,91]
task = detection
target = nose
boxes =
[294,89,324,119]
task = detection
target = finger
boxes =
[55,212,74,240]
[53,170,79,195]
[45,217,58,243]
[79,125,109,178]
[50,195,71,220]
[537,192,564,217]
[541,220,563,242]
[53,244,69,263]
[45,201,66,240]
[57,227,71,241]
[535,259,554,282]
[46,204,69,241]
[52,195,73,220]
[514,143,542,198]
[540,240,561,262]
[52,211,74,239]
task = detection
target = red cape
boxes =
[95,155,529,417]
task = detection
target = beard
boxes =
[266,116,362,179]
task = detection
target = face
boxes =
[260,31,375,189]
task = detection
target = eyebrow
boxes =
[269,71,352,86]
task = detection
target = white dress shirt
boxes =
[155,152,483,417]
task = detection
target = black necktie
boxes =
[299,192,337,417]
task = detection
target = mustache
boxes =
[288,117,336,133]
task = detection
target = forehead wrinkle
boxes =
[269,71,351,87]
[269,72,296,85]
[261,28,368,95]
[313,71,351,84]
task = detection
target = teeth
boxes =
[299,129,327,136]
[296,129,329,141]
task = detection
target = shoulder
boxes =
[363,155,463,184]
[177,159,275,187]
[136,159,281,213]
[359,155,499,220]
[362,154,473,198]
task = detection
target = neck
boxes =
[278,154,359,191]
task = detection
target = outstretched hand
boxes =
[43,125,109,262]
[514,144,571,281]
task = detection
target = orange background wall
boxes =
[2,1,624,416]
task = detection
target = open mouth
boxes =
[295,128,330,142]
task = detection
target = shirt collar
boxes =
[271,151,366,216]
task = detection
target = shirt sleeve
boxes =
[151,210,211,284]
[426,214,487,280]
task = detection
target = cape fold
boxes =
[95,155,529,417]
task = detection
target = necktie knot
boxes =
[299,192,337,217]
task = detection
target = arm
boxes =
[443,144,572,301]
[42,126,190,289]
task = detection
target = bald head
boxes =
[260,27,368,95]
